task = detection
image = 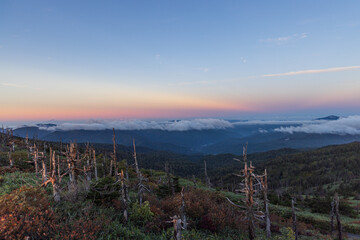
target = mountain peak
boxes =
[315,115,340,121]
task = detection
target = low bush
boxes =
[0,186,57,239]
[87,176,121,205]
[130,201,154,227]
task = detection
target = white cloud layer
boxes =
[39,119,234,131]
[275,115,360,135]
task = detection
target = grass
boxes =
[0,171,41,196]
[270,204,360,234]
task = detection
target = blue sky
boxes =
[1,0,360,120]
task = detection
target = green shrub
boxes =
[87,176,121,205]
[129,201,154,227]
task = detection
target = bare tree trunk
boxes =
[172,215,182,240]
[180,187,187,230]
[68,143,78,199]
[121,169,128,223]
[133,139,143,205]
[35,150,39,175]
[93,149,98,181]
[8,151,14,167]
[247,162,256,240]
[102,156,106,176]
[262,169,271,238]
[51,150,61,202]
[52,181,61,202]
[335,193,343,240]
[133,139,140,178]
[85,144,91,182]
[57,155,61,179]
[125,163,130,203]
[113,128,118,180]
[292,198,298,240]
[68,159,73,182]
[42,156,47,183]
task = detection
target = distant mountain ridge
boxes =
[12,116,360,155]
[315,115,340,121]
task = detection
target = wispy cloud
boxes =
[154,54,162,64]
[0,82,42,91]
[199,67,209,73]
[261,32,309,44]
[262,66,360,77]
[171,80,215,86]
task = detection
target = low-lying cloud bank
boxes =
[15,116,360,134]
[275,115,360,135]
[39,119,234,132]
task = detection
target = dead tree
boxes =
[133,139,148,205]
[204,160,211,188]
[49,149,60,201]
[246,162,256,240]
[64,143,80,198]
[85,143,92,182]
[124,160,130,202]
[112,129,118,180]
[133,139,142,204]
[261,169,271,238]
[57,155,61,178]
[170,215,182,240]
[8,150,14,167]
[180,187,187,230]
[228,145,264,240]
[120,169,128,222]
[40,152,47,183]
[292,198,298,240]
[42,148,67,202]
[334,193,343,240]
[29,144,40,175]
[93,148,98,181]
[25,133,30,160]
[133,139,140,178]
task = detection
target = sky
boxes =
[1,0,360,121]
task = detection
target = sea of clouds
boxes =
[38,118,234,132]
[11,115,360,134]
[274,115,360,135]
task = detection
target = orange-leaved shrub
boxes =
[146,187,246,233]
[0,186,106,240]
[0,186,57,239]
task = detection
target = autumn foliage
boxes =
[146,187,246,233]
[0,186,104,240]
[0,186,57,239]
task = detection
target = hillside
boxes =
[259,142,360,196]
[1,132,359,239]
